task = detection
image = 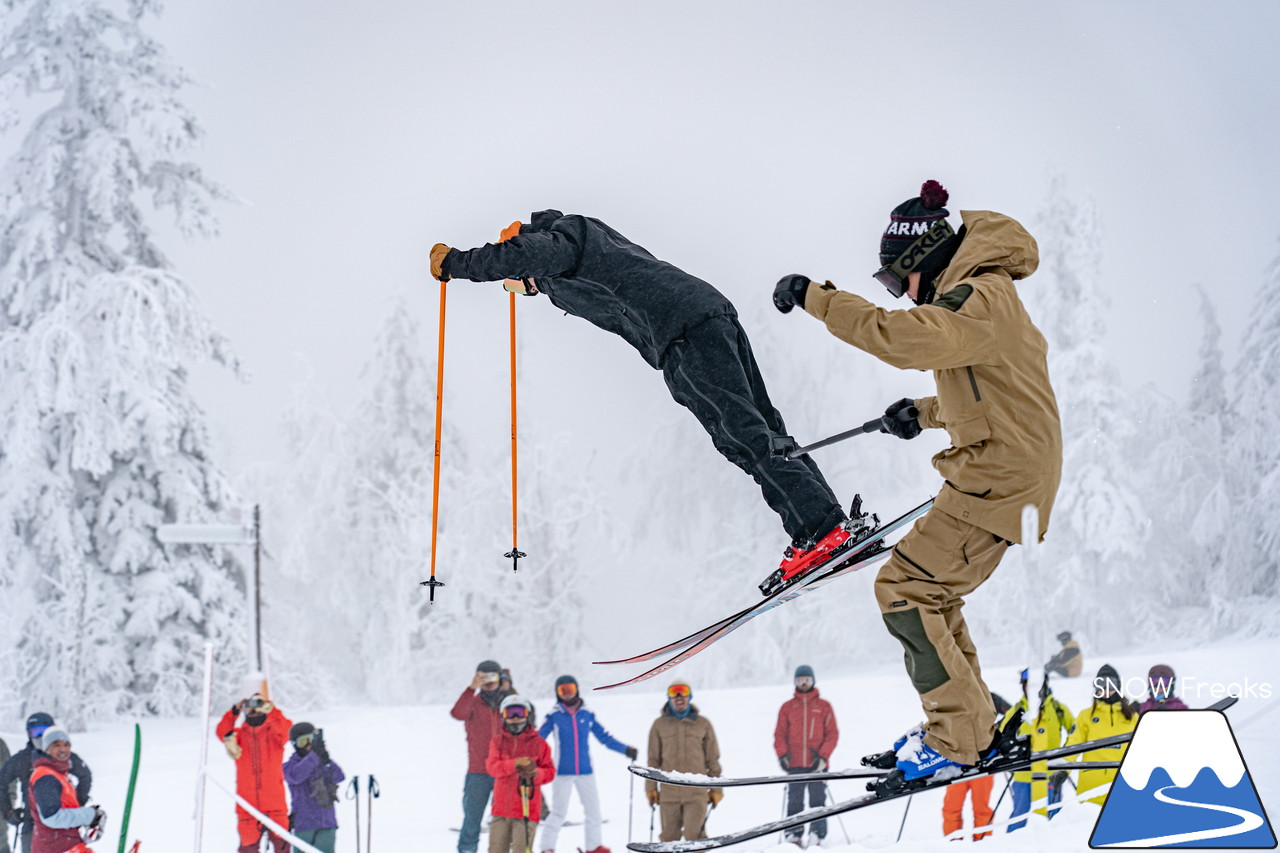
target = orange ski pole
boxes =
[504,290,526,571]
[420,280,447,601]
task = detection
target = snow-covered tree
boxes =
[1221,248,1280,630]
[1022,174,1147,652]
[0,0,246,724]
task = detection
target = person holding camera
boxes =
[26,725,104,853]
[215,682,293,853]
[283,723,344,853]
[451,660,515,853]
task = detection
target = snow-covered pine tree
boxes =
[0,0,245,724]
[1221,248,1280,632]
[1022,174,1147,653]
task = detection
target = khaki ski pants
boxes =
[659,800,709,842]
[875,508,1010,764]
[488,816,536,853]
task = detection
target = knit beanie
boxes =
[880,180,951,265]
[794,665,815,680]
[41,726,71,751]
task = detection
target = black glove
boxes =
[773,275,812,314]
[6,807,27,826]
[313,731,331,765]
[625,746,639,761]
[778,754,791,771]
[882,398,921,440]
[1049,770,1070,793]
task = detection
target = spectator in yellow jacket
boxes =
[1066,664,1138,805]
[1002,672,1074,831]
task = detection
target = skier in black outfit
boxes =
[431,211,850,577]
[0,713,93,853]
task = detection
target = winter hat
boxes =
[555,674,577,689]
[1096,664,1121,694]
[1057,631,1072,644]
[794,665,815,681]
[1147,664,1176,694]
[289,722,316,743]
[41,726,71,751]
[880,180,952,266]
[477,659,502,674]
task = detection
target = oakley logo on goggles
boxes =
[667,684,692,699]
[872,219,955,297]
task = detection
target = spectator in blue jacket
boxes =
[536,675,637,853]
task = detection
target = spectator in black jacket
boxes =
[431,211,851,579]
[0,714,92,853]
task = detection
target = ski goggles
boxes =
[28,724,50,740]
[295,733,315,749]
[872,219,955,297]
[243,696,267,710]
[794,676,815,690]
[556,683,579,700]
[503,705,530,720]
[666,684,692,699]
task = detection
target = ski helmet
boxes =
[26,711,54,740]
[289,722,316,743]
[500,694,534,730]
[1147,664,1176,697]
[554,675,580,703]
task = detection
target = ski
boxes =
[593,498,933,689]
[629,760,1122,789]
[626,696,1237,851]
[116,723,141,853]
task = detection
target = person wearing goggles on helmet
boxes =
[1,713,93,853]
[486,696,554,853]
[644,682,723,843]
[773,180,1062,786]
[283,723,345,853]
[537,676,638,853]
[431,211,853,587]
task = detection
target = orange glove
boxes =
[430,243,451,282]
[646,788,660,807]
[708,789,723,808]
[498,221,522,242]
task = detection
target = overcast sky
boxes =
[127,1,1280,480]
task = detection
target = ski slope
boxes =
[4,638,1276,853]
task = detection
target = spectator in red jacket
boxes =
[451,660,514,853]
[215,683,293,853]
[486,696,554,853]
[774,665,838,848]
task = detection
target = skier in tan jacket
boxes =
[773,180,1062,785]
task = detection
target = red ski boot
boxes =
[778,523,852,584]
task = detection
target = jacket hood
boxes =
[660,702,701,720]
[521,209,564,234]
[937,210,1038,295]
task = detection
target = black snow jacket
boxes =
[0,742,92,829]
[443,210,736,368]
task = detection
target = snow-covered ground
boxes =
[7,637,1277,853]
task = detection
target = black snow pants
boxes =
[661,314,844,544]
[785,775,828,840]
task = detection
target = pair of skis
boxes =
[592,497,935,690]
[626,696,1239,851]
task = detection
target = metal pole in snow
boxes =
[194,642,214,853]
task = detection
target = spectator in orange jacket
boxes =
[485,696,554,853]
[774,665,838,848]
[215,683,293,853]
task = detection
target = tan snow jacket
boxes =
[645,704,724,803]
[803,210,1062,543]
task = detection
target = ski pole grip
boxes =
[878,406,919,433]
